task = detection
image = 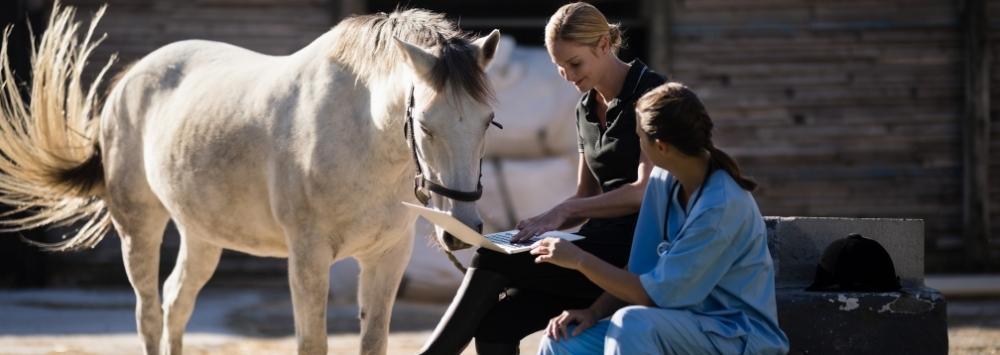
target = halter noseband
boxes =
[404,87,501,205]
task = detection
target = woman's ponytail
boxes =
[608,24,624,52]
[708,143,757,191]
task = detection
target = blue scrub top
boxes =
[627,166,789,354]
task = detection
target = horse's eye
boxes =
[419,125,433,137]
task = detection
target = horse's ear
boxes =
[472,29,501,70]
[393,37,436,81]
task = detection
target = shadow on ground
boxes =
[226,292,449,336]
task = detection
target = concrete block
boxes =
[764,217,924,288]
[777,287,948,355]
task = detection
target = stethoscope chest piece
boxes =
[656,240,672,256]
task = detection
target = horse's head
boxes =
[394,30,501,251]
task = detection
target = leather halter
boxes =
[403,87,501,205]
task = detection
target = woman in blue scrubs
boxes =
[531,83,789,354]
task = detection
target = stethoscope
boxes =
[656,163,715,256]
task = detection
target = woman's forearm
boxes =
[587,292,629,319]
[547,183,643,231]
[562,181,645,220]
[576,253,654,307]
[546,178,644,231]
[561,155,653,221]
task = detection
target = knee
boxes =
[537,335,578,355]
[610,305,657,330]
[537,335,559,355]
[607,306,657,349]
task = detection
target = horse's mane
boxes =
[329,9,493,104]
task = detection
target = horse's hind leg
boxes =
[357,234,413,355]
[161,228,222,355]
[110,207,170,355]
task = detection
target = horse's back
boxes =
[100,33,401,257]
[101,39,302,256]
[103,39,283,133]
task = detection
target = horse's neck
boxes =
[365,78,416,178]
[293,32,416,183]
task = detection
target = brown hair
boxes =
[544,2,624,54]
[636,83,758,191]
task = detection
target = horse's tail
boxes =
[0,2,117,251]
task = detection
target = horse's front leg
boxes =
[357,232,413,355]
[288,234,334,355]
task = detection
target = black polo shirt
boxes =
[576,59,667,194]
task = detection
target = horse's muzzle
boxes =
[442,222,481,251]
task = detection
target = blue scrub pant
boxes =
[537,306,745,355]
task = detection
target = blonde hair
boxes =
[545,2,624,54]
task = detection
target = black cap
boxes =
[806,233,901,292]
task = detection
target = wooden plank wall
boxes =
[664,0,977,271]
[64,0,333,82]
[989,0,1000,261]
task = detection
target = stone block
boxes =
[777,287,948,355]
[764,217,924,288]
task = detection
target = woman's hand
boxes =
[530,237,588,270]
[546,308,597,341]
[511,204,571,243]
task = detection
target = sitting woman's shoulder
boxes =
[699,170,758,216]
[650,166,671,181]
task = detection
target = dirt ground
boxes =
[0,288,537,355]
[0,288,996,354]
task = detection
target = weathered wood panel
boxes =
[988,0,1000,255]
[65,0,332,89]
[668,0,971,271]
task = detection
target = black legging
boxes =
[471,216,637,344]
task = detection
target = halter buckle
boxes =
[414,175,432,205]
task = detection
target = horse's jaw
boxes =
[427,198,480,251]
[435,226,474,251]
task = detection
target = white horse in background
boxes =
[0,4,499,355]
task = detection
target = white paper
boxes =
[402,202,584,254]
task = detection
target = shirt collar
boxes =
[580,59,650,115]
[617,59,649,102]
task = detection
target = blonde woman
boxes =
[420,3,666,354]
